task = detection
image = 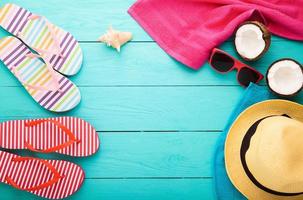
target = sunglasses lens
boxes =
[211,52,235,72]
[238,67,261,87]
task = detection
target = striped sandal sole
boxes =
[0,150,84,199]
[0,3,83,76]
[0,117,100,157]
[0,36,81,112]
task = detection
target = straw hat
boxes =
[225,100,303,200]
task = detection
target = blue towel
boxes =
[213,83,274,200]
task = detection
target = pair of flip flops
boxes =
[0,117,100,199]
[0,3,83,112]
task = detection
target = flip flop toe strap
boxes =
[24,119,81,153]
[12,52,63,93]
[5,157,64,191]
[16,14,65,58]
[11,67,60,92]
[25,53,63,92]
[17,14,64,58]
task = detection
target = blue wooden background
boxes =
[0,1,303,199]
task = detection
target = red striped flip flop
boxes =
[0,150,84,199]
[0,117,100,157]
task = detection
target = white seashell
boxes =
[98,26,132,52]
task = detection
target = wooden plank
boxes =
[0,1,301,200]
[0,86,245,131]
[0,39,302,87]
[19,132,218,178]
[0,0,296,42]
[0,0,151,41]
[2,85,303,131]
[0,132,218,198]
[0,178,214,200]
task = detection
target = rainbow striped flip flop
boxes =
[0,3,83,76]
[0,36,81,112]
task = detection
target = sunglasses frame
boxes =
[209,48,264,87]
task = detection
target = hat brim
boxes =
[225,100,303,200]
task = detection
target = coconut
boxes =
[266,59,303,97]
[235,21,271,61]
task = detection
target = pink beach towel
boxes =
[128,0,303,70]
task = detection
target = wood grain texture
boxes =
[0,0,302,199]
[1,86,303,131]
[0,39,302,87]
[15,132,219,178]
[0,179,215,200]
[0,0,150,41]
[0,0,295,42]
[0,86,243,131]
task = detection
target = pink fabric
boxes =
[128,0,303,70]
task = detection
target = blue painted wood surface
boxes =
[0,0,303,199]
